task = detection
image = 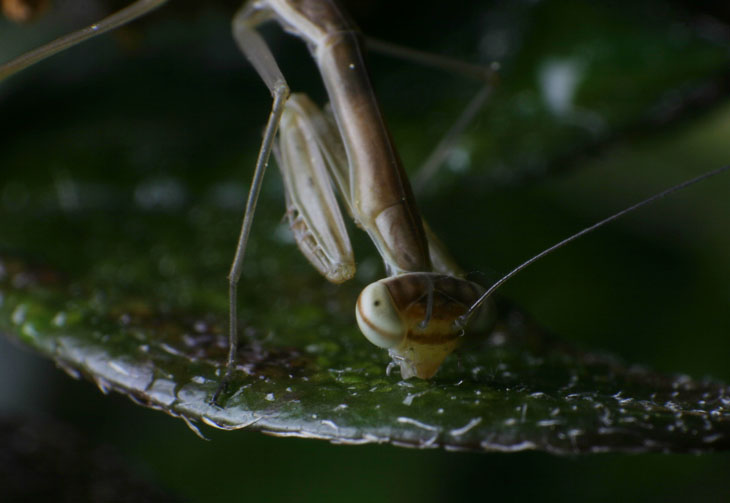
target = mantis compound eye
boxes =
[356,281,406,349]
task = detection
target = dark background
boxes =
[1,0,730,500]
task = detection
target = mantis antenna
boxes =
[455,164,730,330]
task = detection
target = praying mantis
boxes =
[2,0,729,401]
[225,0,497,387]
[1,0,498,390]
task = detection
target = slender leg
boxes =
[0,0,168,81]
[211,85,289,405]
[412,85,492,192]
[211,3,292,405]
[363,38,499,192]
[365,37,498,84]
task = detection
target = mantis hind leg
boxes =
[212,83,288,406]
[212,3,293,405]
[363,37,499,192]
[0,0,168,81]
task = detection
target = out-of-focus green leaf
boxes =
[380,0,730,189]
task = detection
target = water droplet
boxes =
[537,419,562,427]
[397,417,439,431]
[450,417,482,437]
[321,420,338,431]
[402,391,427,406]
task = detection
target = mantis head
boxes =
[355,273,496,379]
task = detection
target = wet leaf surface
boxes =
[2,216,729,453]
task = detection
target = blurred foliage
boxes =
[1,0,730,500]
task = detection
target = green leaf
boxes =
[2,250,730,452]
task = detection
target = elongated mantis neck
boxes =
[455,164,730,330]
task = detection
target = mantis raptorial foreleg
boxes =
[275,94,354,283]
[221,0,499,393]
[271,94,497,380]
[275,93,477,282]
[1,0,500,399]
